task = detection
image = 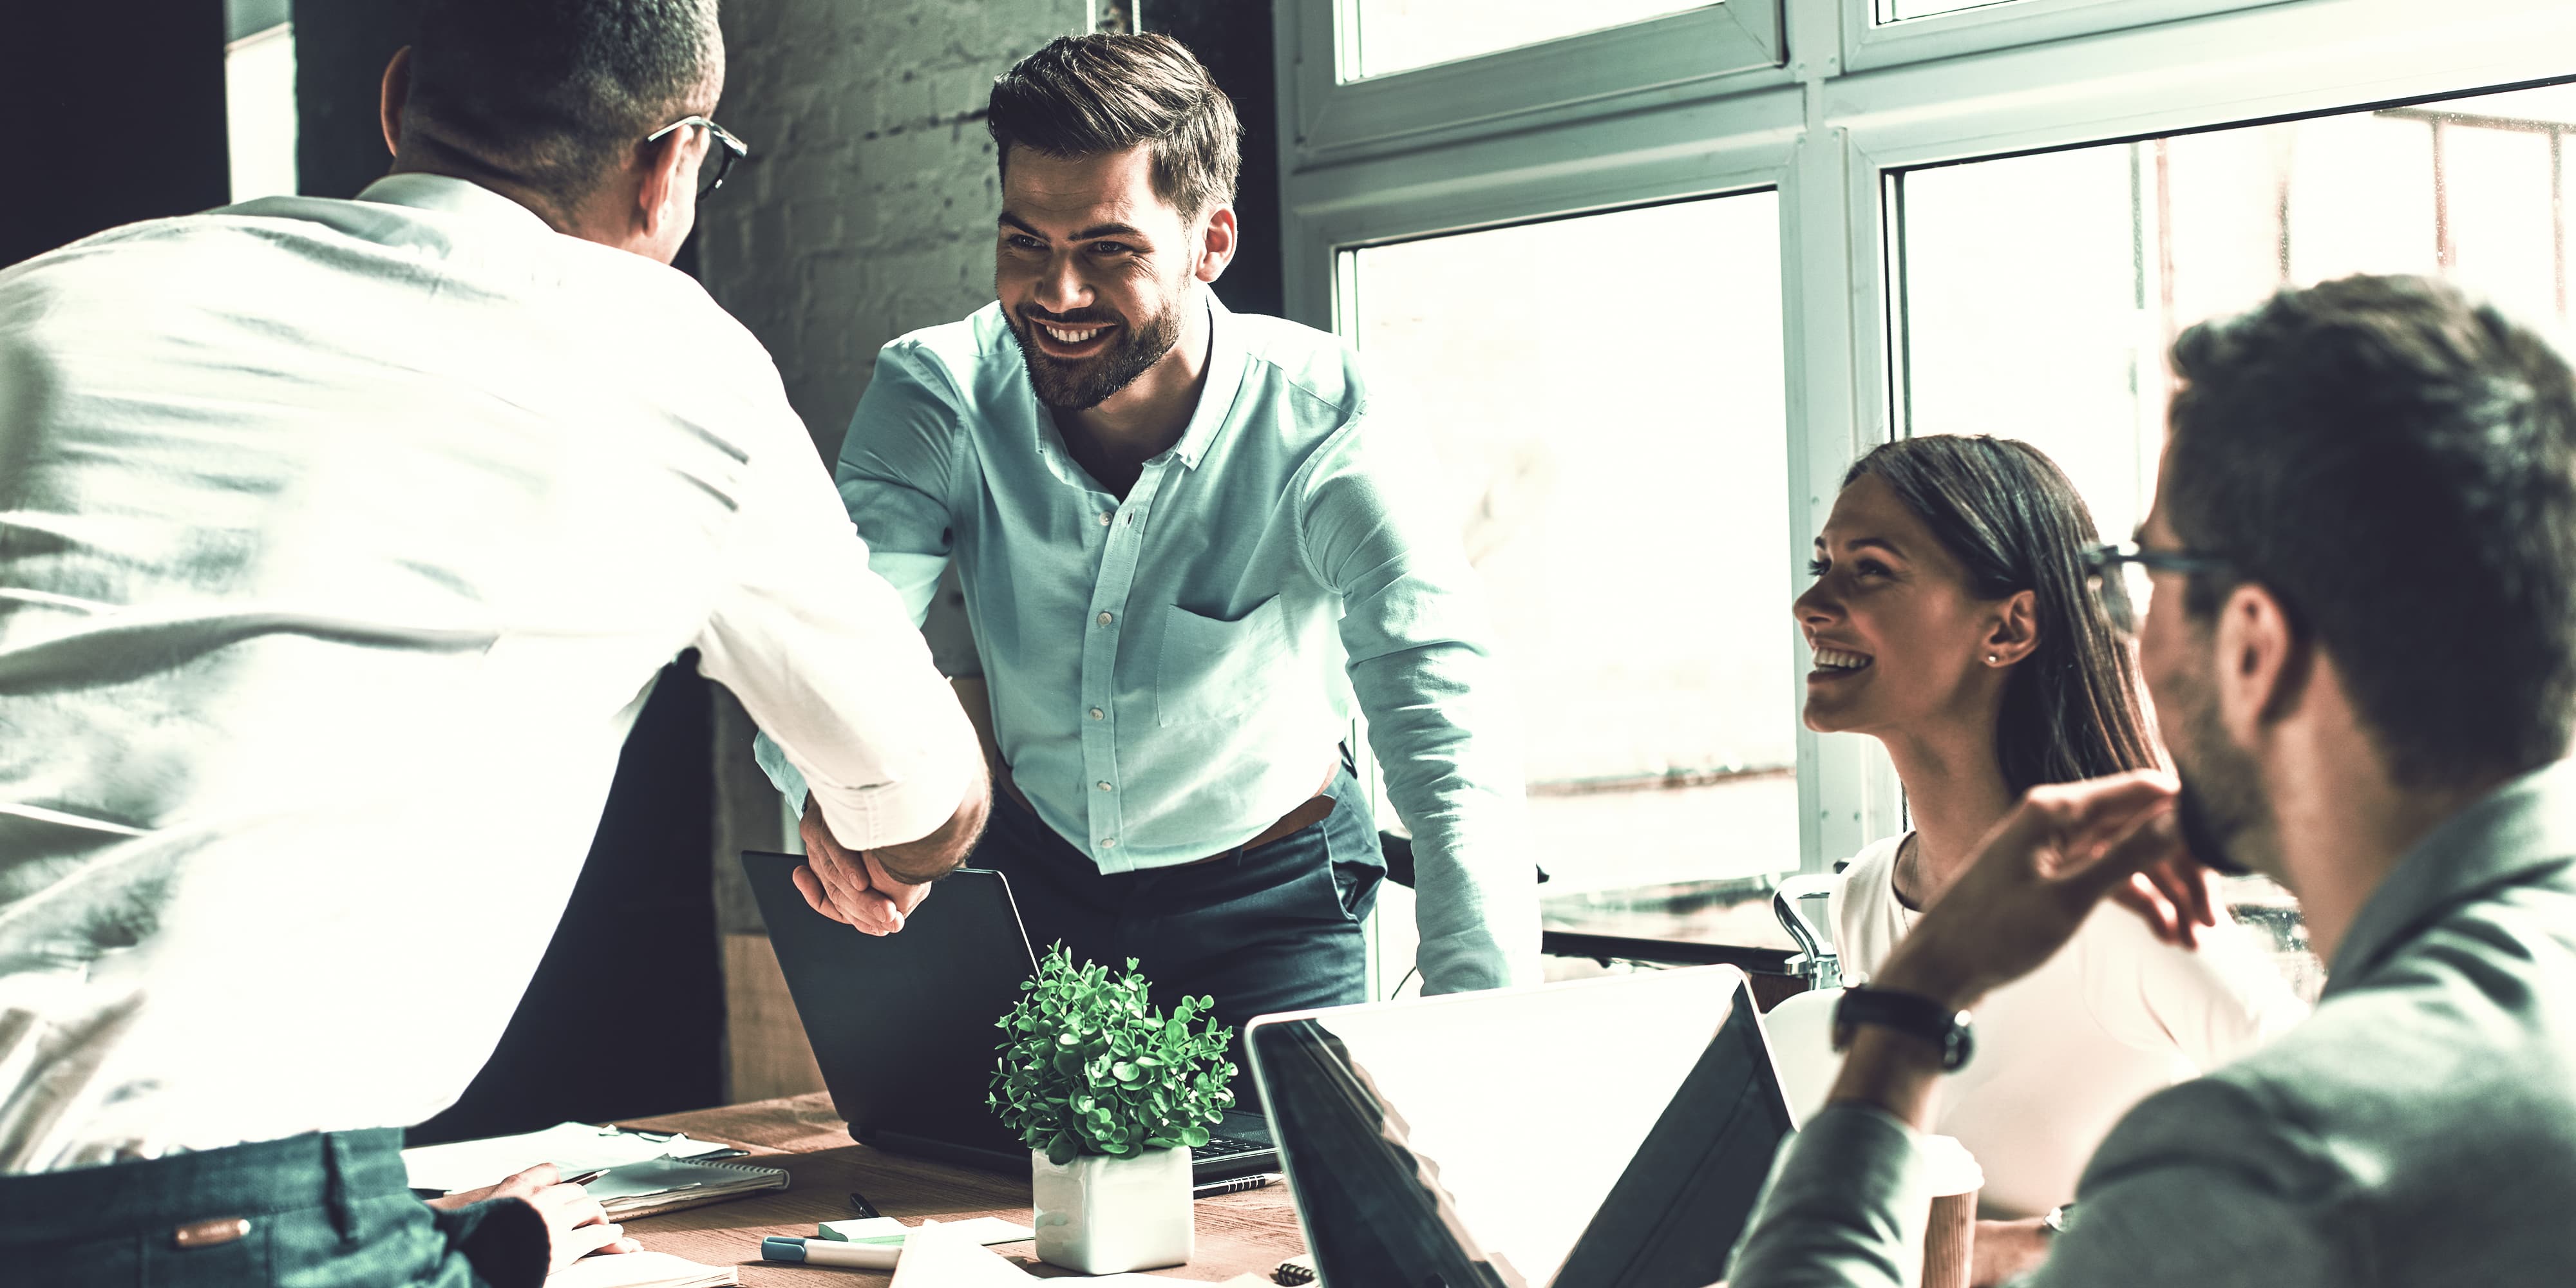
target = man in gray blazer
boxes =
[1733,273,2576,1286]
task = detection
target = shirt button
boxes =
[1097,611,1113,626]
[1099,512,1113,526]
[1097,781,1113,791]
[1088,707,1105,720]
[1099,838,1117,849]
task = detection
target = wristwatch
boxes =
[1831,986,1976,1072]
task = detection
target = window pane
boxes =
[1350,194,1795,895]
[1347,0,1715,80]
[1894,79,2576,547]
[225,23,298,202]
[1876,0,2021,21]
[1890,80,2576,996]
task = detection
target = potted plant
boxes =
[989,945,1238,1274]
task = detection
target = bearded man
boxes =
[757,33,1539,1043]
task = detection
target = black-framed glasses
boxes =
[647,115,750,197]
[2082,542,2231,636]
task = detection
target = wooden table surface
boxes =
[614,1094,1305,1285]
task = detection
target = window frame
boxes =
[1277,1,1787,167]
[1277,0,2576,880]
[1844,0,2304,73]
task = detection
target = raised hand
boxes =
[1873,770,2192,1011]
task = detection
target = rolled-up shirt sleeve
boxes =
[697,393,979,852]
[835,345,966,628]
[1296,419,1540,994]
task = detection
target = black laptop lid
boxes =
[1247,966,1792,1288]
[739,854,1036,1162]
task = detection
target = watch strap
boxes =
[1832,985,1974,1071]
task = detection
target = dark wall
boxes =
[412,661,725,1146]
[1,1,230,267]
[1151,0,1285,319]
[293,0,418,198]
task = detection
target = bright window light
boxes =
[225,23,298,203]
[1349,192,1796,894]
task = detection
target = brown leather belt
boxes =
[1003,764,1338,867]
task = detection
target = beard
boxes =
[1010,292,1187,412]
[2168,659,2271,878]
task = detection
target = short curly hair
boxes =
[405,0,722,204]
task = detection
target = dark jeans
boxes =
[0,1128,549,1287]
[979,766,1386,1088]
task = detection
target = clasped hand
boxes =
[795,795,935,934]
[1871,770,2219,1011]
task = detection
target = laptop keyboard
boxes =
[1197,1135,1270,1160]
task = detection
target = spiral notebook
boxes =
[402,1122,789,1221]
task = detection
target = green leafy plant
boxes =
[989,945,1237,1165]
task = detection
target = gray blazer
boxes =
[1730,758,2576,1286]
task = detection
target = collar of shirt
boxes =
[1029,292,1247,475]
[2325,755,2576,993]
[354,173,556,237]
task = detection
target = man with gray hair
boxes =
[0,2,986,1282]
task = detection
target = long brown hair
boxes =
[1845,435,2157,792]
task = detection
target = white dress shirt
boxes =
[0,175,978,1172]
[1821,833,2309,1217]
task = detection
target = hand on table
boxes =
[1873,771,2193,1011]
[1972,1218,2054,1287]
[424,1162,639,1273]
[796,795,933,934]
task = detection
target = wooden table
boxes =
[615,1094,1305,1284]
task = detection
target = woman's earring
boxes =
[1986,654,2000,665]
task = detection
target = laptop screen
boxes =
[1247,966,1792,1288]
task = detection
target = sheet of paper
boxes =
[887,1220,1033,1288]
[545,1250,736,1288]
[401,1122,725,1193]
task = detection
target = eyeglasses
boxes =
[2081,542,2232,636]
[647,115,750,198]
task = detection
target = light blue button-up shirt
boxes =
[756,295,1538,992]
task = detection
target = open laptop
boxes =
[741,852,1278,1183]
[1247,965,1794,1288]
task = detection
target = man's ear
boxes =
[2215,582,2308,738]
[634,126,694,243]
[1984,589,2040,668]
[1195,203,1238,284]
[379,47,415,158]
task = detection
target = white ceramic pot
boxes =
[1030,1146,1195,1274]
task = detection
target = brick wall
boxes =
[699,0,1090,463]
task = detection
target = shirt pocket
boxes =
[1157,596,1291,727]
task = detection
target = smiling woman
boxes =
[1785,433,2305,1227]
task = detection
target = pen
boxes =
[563,1168,612,1187]
[1193,1172,1281,1198]
[848,1189,883,1218]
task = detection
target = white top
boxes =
[1824,833,2308,1217]
[0,175,980,1171]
